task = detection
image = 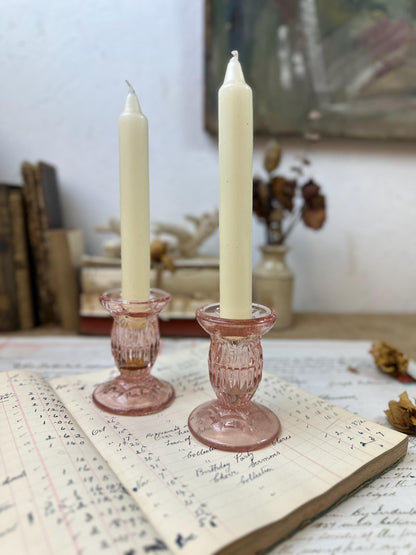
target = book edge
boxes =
[218,436,408,555]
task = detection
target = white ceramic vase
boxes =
[253,245,294,329]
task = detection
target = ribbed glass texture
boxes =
[209,336,263,408]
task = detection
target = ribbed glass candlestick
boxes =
[188,303,280,451]
[92,288,174,415]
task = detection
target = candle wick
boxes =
[125,80,136,94]
[231,50,239,60]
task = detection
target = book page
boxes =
[0,371,169,554]
[51,344,407,555]
[262,340,416,555]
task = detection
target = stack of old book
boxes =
[79,255,220,336]
[0,162,83,332]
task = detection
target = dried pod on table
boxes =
[370,340,408,376]
[385,391,416,434]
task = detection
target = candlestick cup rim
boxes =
[100,288,171,317]
[196,303,276,337]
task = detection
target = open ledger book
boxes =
[1,345,408,555]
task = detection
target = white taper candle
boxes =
[219,51,253,319]
[119,81,150,301]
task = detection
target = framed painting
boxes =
[205,0,416,139]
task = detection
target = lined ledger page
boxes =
[263,341,416,555]
[51,345,407,555]
[0,371,168,554]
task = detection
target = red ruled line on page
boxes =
[33,380,129,550]
[1,402,39,554]
[7,373,81,553]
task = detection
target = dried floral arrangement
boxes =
[253,141,326,245]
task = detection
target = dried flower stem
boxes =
[280,209,302,244]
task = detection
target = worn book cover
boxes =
[46,228,82,332]
[0,184,19,330]
[8,186,35,329]
[21,161,63,325]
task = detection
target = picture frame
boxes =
[205,0,416,140]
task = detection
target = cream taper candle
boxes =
[219,51,253,319]
[119,81,150,301]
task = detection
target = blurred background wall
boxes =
[1,0,415,312]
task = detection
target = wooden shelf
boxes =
[268,313,416,359]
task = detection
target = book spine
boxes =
[159,267,219,298]
[81,254,121,267]
[0,185,19,330]
[80,266,122,294]
[46,229,80,332]
[8,188,35,329]
[79,265,219,298]
[21,162,56,324]
[36,161,63,229]
[79,292,107,317]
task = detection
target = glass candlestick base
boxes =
[92,288,174,416]
[188,303,280,452]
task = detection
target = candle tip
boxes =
[125,80,135,94]
[231,50,239,60]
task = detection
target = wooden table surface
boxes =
[268,313,416,359]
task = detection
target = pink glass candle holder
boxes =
[188,303,280,452]
[92,288,174,416]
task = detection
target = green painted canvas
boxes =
[205,0,416,139]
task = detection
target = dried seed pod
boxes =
[370,341,409,376]
[272,176,296,211]
[264,141,281,173]
[347,365,358,373]
[150,239,167,260]
[150,239,175,271]
[385,391,416,434]
[160,254,175,272]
